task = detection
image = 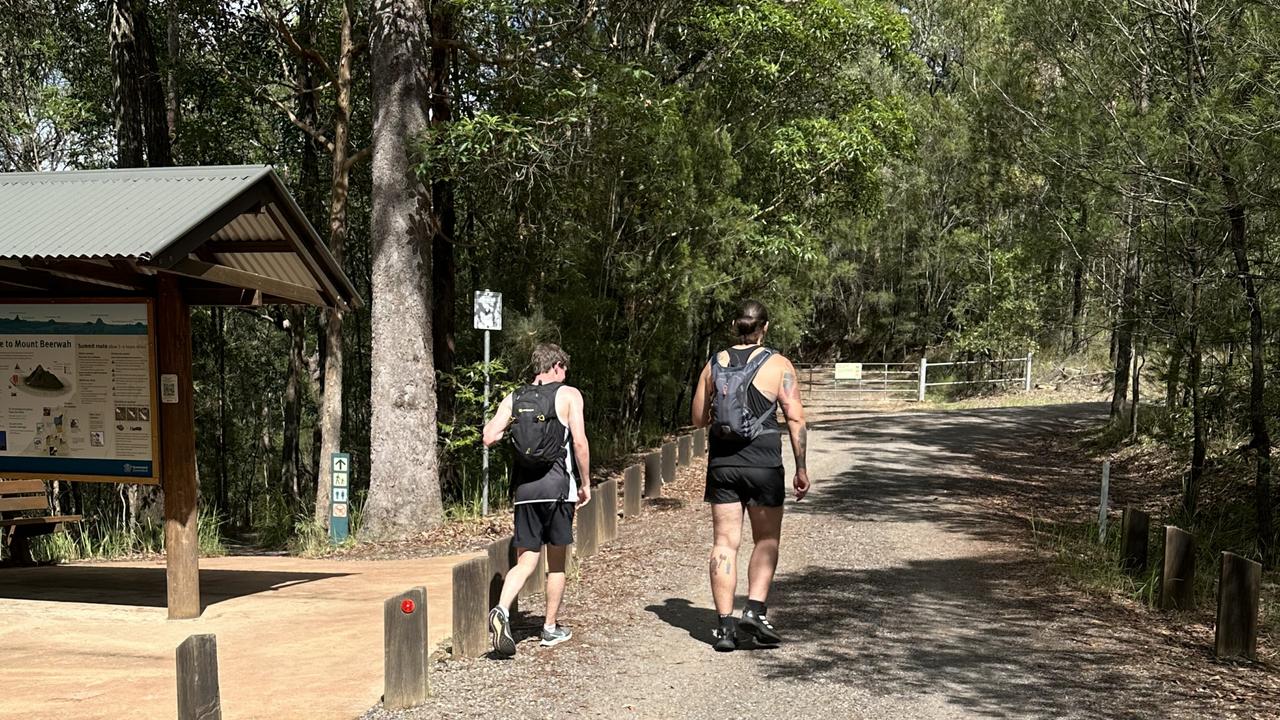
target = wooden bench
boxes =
[0,480,81,565]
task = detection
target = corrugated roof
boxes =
[0,166,273,260]
[0,165,361,310]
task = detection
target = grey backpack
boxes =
[709,348,777,441]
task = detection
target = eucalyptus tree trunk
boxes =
[134,1,171,166]
[314,0,358,526]
[362,0,444,539]
[430,4,458,412]
[109,0,144,166]
[1223,164,1273,561]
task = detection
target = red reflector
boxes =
[400,599,416,614]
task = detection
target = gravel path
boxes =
[364,402,1274,720]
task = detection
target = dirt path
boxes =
[366,403,1274,720]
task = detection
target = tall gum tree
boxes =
[361,0,443,539]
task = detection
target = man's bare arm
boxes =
[565,388,591,490]
[482,395,513,447]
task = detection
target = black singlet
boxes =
[707,346,783,469]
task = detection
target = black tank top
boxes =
[708,346,783,468]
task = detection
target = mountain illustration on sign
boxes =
[24,365,64,391]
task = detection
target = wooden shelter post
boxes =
[158,275,201,619]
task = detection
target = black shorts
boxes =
[513,501,575,550]
[704,465,785,507]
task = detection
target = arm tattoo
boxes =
[796,425,808,471]
[782,370,795,395]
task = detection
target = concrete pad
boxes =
[0,552,477,720]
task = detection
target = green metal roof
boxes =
[0,165,360,310]
[0,166,272,260]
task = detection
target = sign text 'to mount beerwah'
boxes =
[0,301,157,481]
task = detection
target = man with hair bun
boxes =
[482,342,591,656]
[691,299,810,652]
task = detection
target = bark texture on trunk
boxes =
[110,0,145,167]
[430,5,457,408]
[362,0,444,539]
[1223,166,1273,561]
[134,1,172,166]
[314,0,358,526]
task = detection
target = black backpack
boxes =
[508,383,566,470]
[710,347,777,441]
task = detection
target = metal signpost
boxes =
[330,452,351,544]
[473,290,502,515]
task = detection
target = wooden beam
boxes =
[0,266,52,291]
[158,274,201,619]
[161,258,325,307]
[151,182,269,268]
[25,259,151,291]
[181,287,263,307]
[261,203,348,310]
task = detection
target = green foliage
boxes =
[439,360,521,516]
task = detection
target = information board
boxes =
[0,301,158,482]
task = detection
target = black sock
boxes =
[745,599,766,616]
[718,614,736,629]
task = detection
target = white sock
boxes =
[543,623,557,632]
[494,606,508,618]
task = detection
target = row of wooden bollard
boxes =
[1117,508,1262,661]
[174,429,710,716]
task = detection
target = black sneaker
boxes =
[712,622,738,652]
[739,608,781,644]
[489,607,516,657]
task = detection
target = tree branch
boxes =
[270,13,337,85]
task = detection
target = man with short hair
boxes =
[692,299,810,652]
[482,343,591,656]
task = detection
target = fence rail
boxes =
[796,353,1033,404]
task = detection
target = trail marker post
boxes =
[474,289,502,516]
[1098,460,1110,543]
[330,452,351,544]
[917,357,927,402]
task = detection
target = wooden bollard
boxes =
[693,427,706,456]
[644,451,663,498]
[624,464,643,517]
[599,479,619,543]
[452,556,490,657]
[677,435,692,466]
[1160,525,1196,611]
[487,536,517,613]
[1215,552,1261,660]
[576,488,601,558]
[661,441,676,484]
[1120,508,1150,573]
[383,587,428,709]
[176,634,221,720]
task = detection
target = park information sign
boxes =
[0,300,158,482]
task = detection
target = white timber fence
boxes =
[796,353,1033,407]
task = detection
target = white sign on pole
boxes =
[834,363,862,381]
[473,290,502,331]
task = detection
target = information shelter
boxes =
[0,166,361,618]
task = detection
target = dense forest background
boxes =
[4,0,1278,562]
